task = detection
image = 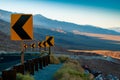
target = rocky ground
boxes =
[68,50,120,79]
[79,58,120,78]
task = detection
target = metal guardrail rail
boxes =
[0,52,50,80]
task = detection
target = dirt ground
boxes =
[78,58,120,79]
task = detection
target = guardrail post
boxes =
[25,60,34,75]
[0,77,2,80]
[34,58,38,71]
[44,56,46,66]
[39,57,43,69]
[2,69,16,80]
[45,56,48,66]
[30,60,34,75]
[48,55,50,64]
[43,56,46,67]
[47,55,49,65]
[13,64,24,74]
[24,62,29,73]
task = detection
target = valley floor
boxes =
[66,50,120,79]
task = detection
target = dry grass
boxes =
[39,51,48,57]
[16,73,34,80]
[54,59,94,80]
[58,55,70,63]
[50,53,60,64]
[50,54,70,64]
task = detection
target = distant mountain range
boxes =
[0,30,19,51]
[0,9,120,51]
[0,9,120,35]
[110,27,120,32]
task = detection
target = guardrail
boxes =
[0,54,50,80]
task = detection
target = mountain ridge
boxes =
[0,9,120,35]
[110,27,120,32]
[0,9,120,51]
[0,19,120,51]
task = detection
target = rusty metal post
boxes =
[49,47,51,55]
[30,60,34,75]
[2,69,16,80]
[34,59,38,71]
[24,62,29,72]
[21,41,24,64]
[0,77,3,80]
[45,56,48,66]
[47,55,49,65]
[42,56,46,67]
[13,64,24,74]
[39,58,43,69]
[25,60,34,75]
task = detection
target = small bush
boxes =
[58,55,69,63]
[54,59,94,80]
[16,73,23,80]
[16,73,34,80]
[40,51,48,57]
[50,53,60,64]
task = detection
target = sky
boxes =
[0,0,120,29]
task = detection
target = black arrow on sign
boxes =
[12,15,31,39]
[47,37,53,46]
[43,41,46,47]
[24,44,27,48]
[31,43,35,48]
[38,42,41,47]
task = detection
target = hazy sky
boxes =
[0,0,120,29]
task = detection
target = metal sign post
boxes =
[11,14,33,64]
[45,36,54,55]
[49,47,51,55]
[21,41,24,64]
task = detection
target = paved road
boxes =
[34,64,63,80]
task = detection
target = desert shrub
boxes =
[16,73,23,80]
[50,53,60,64]
[58,55,69,63]
[54,59,94,80]
[40,51,48,57]
[16,73,34,80]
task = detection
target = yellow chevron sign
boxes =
[46,36,54,47]
[31,43,35,48]
[23,44,27,48]
[11,14,33,40]
[40,41,46,48]
[38,42,41,48]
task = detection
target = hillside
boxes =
[0,19,10,35]
[110,27,120,32]
[0,30,20,52]
[34,14,120,35]
[0,19,120,51]
[0,9,120,35]
[34,27,120,50]
[0,9,120,51]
